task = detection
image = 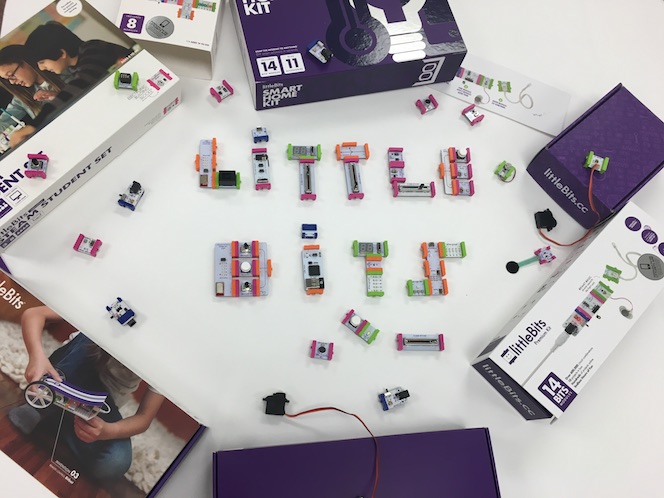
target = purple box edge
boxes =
[527,84,664,228]
[213,427,501,497]
[147,425,207,498]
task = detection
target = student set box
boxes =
[213,428,501,497]
[527,84,664,229]
[116,0,224,80]
[0,0,181,253]
[231,0,467,110]
[472,202,664,420]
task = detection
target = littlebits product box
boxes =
[117,0,223,79]
[0,1,180,252]
[473,202,664,420]
[231,0,467,110]
[527,84,664,229]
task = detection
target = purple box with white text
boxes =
[231,0,466,110]
[527,84,664,228]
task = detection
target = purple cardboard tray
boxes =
[527,84,664,228]
[213,428,501,498]
[231,0,467,110]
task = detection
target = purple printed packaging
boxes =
[472,202,664,420]
[527,84,664,229]
[231,0,467,110]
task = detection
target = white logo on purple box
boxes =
[120,13,144,34]
[538,372,576,411]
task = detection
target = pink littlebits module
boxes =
[462,104,484,126]
[24,152,49,179]
[210,80,234,103]
[310,340,334,360]
[74,234,102,257]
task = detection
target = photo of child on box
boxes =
[0,1,140,157]
[0,275,204,497]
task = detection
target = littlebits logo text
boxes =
[0,280,25,309]
[501,320,547,364]
[543,168,589,214]
[243,0,271,15]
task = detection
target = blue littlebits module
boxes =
[301,223,318,239]
[106,297,136,327]
[118,181,144,211]
[378,387,410,411]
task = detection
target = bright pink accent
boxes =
[73,234,84,251]
[430,182,436,197]
[255,183,271,190]
[390,177,405,184]
[159,69,172,80]
[439,334,445,351]
[343,157,356,164]
[328,343,334,360]
[397,333,404,351]
[348,193,364,200]
[24,170,45,179]
[466,164,473,178]
[465,148,471,162]
[252,260,259,276]
[416,101,426,114]
[253,279,260,296]
[389,161,405,168]
[341,309,355,324]
[309,341,316,358]
[27,153,48,160]
[589,290,603,301]
[387,147,403,152]
[300,158,315,164]
[222,80,234,94]
[470,114,484,126]
[301,193,316,200]
[392,183,399,197]
[462,104,475,114]
[355,320,368,335]
[148,80,160,91]
[209,87,221,102]
[429,94,438,108]
[90,240,102,257]
[252,148,267,154]
[467,181,474,196]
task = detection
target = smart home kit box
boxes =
[472,202,664,420]
[117,0,223,79]
[0,0,180,252]
[527,84,664,229]
[231,0,467,110]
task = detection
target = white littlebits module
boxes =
[473,201,664,420]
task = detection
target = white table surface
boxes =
[2,1,664,497]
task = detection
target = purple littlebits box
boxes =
[213,428,501,497]
[231,0,466,110]
[527,84,664,228]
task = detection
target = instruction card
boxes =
[431,53,571,136]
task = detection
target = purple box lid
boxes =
[528,84,664,227]
[213,428,501,498]
[234,0,466,80]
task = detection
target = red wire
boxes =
[539,165,601,247]
[285,407,380,497]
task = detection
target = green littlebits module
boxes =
[584,151,610,173]
[352,240,388,297]
[114,70,139,91]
